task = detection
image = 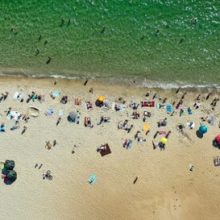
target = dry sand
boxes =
[0,77,220,220]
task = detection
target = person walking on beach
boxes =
[21,126,27,135]
[53,140,57,147]
[133,176,138,184]
[6,107,11,116]
[56,117,61,126]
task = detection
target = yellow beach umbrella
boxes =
[98,96,105,102]
[160,137,167,145]
[143,124,150,132]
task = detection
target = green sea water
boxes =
[0,0,219,85]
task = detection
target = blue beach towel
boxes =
[166,104,173,113]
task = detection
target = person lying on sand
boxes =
[45,141,52,150]
[157,118,167,127]
[84,117,94,128]
[97,116,110,125]
[132,111,140,119]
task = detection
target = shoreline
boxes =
[0,68,220,91]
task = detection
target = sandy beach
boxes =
[0,76,220,220]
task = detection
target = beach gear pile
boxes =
[1,160,17,185]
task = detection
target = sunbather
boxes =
[86,101,93,110]
[84,117,93,128]
[60,96,68,104]
[157,118,167,127]
[132,111,140,119]
[97,116,110,125]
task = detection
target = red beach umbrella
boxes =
[215,135,220,144]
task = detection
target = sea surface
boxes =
[0,0,219,85]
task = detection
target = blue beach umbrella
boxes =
[199,124,208,134]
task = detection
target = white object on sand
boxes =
[7,111,21,121]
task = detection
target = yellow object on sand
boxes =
[143,124,150,132]
[160,137,168,145]
[0,162,4,170]
[98,96,105,102]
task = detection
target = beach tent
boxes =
[95,96,105,107]
[160,137,168,145]
[199,124,208,134]
[28,107,40,117]
[67,111,78,123]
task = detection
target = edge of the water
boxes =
[0,68,220,91]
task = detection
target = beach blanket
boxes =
[7,111,21,121]
[141,101,155,107]
[45,108,54,116]
[166,104,173,113]
[58,109,64,116]
[13,91,23,101]
[52,91,60,98]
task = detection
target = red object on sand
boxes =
[141,101,155,107]
[215,135,220,144]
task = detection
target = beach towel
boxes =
[141,101,155,107]
[13,92,22,100]
[88,174,97,185]
[52,91,60,98]
[156,103,166,109]
[7,111,21,121]
[166,104,173,113]
[187,122,195,129]
[143,124,150,132]
[45,108,54,116]
[58,110,64,116]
